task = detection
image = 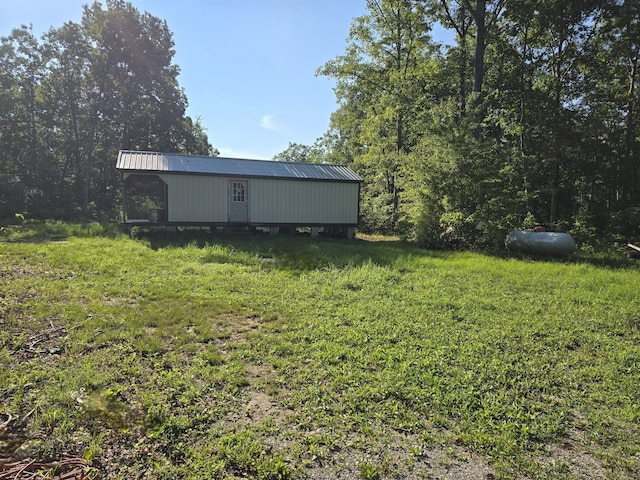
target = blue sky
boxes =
[2,1,451,160]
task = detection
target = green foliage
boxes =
[273,142,313,163]
[212,431,292,479]
[410,193,444,248]
[610,207,640,239]
[0,1,216,220]
[570,206,599,248]
[179,116,218,156]
[318,0,440,233]
[317,0,640,248]
[358,461,381,479]
[0,219,121,240]
[358,189,395,235]
[521,212,538,230]
[1,228,639,478]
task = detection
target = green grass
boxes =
[1,223,639,479]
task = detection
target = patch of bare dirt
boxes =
[540,423,610,479]
[103,295,139,308]
[216,322,497,480]
[302,444,495,480]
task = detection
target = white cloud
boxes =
[260,115,283,133]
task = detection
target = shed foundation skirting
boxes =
[123,221,357,238]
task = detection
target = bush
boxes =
[358,192,395,235]
[609,207,640,238]
[413,194,445,248]
[570,206,598,248]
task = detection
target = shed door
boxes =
[229,179,249,223]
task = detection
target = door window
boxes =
[232,182,246,202]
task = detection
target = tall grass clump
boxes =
[0,219,122,240]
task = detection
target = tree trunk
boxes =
[439,1,472,118]
[459,37,467,116]
[519,23,531,211]
[472,0,487,93]
[625,53,638,206]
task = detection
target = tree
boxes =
[179,116,218,156]
[79,0,192,213]
[575,0,640,236]
[494,0,606,225]
[0,0,217,219]
[319,0,439,232]
[41,20,93,215]
[273,142,312,162]
[0,26,50,217]
[435,0,474,118]
[460,0,506,94]
[317,0,639,247]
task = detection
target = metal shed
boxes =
[116,150,362,237]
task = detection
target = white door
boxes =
[229,179,248,223]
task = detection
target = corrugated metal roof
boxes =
[116,150,362,182]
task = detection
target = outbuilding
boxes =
[116,150,362,237]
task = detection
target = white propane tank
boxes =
[505,230,576,255]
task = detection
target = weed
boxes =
[1,228,638,479]
[358,460,380,479]
[200,345,225,366]
[83,431,105,462]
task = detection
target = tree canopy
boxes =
[303,0,639,247]
[0,0,216,219]
[4,0,639,247]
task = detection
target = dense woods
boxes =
[0,0,214,220]
[2,0,638,249]
[313,0,639,247]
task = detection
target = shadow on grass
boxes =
[486,245,638,270]
[135,227,456,270]
[134,227,640,271]
[0,219,123,242]
[3,220,636,270]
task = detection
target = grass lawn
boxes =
[1,222,639,479]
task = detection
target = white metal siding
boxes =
[159,174,228,222]
[250,179,358,224]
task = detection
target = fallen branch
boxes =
[0,457,91,480]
